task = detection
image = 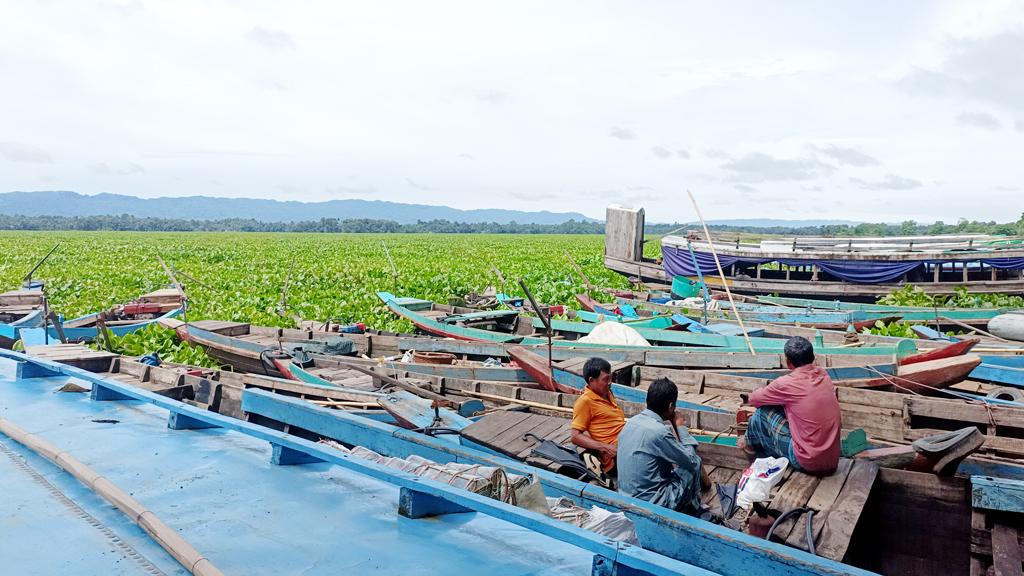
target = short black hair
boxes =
[583,357,612,383]
[784,336,815,367]
[646,378,678,414]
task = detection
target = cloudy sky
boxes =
[2,1,1023,222]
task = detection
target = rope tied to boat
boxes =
[863,365,1001,430]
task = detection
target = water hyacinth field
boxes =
[0,231,631,332]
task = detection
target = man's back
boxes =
[748,364,841,473]
[617,410,701,511]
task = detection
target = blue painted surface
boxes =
[718,364,897,380]
[0,358,603,575]
[0,428,187,575]
[970,362,1024,388]
[0,308,45,341]
[971,475,1024,513]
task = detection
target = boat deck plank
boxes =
[972,508,1024,576]
[814,460,879,561]
[23,344,117,372]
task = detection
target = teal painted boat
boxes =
[378,292,918,357]
[755,295,1011,324]
[0,287,46,348]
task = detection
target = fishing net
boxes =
[321,440,636,538]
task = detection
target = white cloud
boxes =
[0,142,53,163]
[246,27,296,51]
[956,111,1002,130]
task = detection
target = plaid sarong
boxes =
[745,407,800,470]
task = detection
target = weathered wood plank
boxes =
[905,396,1024,428]
[462,411,530,444]
[767,472,821,543]
[814,460,879,561]
[514,417,570,460]
[991,522,1024,576]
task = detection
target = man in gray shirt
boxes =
[617,378,706,516]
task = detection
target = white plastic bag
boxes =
[735,457,789,509]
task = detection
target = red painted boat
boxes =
[507,346,580,395]
[846,354,982,396]
[897,337,979,366]
[576,293,601,312]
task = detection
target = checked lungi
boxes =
[744,406,801,470]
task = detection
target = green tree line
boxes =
[0,213,1022,236]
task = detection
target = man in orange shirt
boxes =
[571,357,626,475]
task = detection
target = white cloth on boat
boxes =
[667,297,719,311]
[577,321,651,347]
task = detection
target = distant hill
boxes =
[690,218,861,227]
[0,191,596,225]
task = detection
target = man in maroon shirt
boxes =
[737,336,842,474]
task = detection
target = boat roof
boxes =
[0,359,594,575]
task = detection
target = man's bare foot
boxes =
[737,435,756,458]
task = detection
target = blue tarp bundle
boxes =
[662,245,1024,284]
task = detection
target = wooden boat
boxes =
[7,347,906,575]
[23,288,186,344]
[27,347,1024,575]
[755,295,1013,326]
[0,287,45,348]
[590,290,903,330]
[603,205,1024,298]
[378,292,919,358]
[716,354,983,396]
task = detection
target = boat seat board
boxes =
[462,412,575,465]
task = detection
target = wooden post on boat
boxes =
[687,190,756,355]
[518,278,554,385]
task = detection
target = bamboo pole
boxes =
[455,389,573,413]
[938,316,1013,343]
[0,418,224,576]
[687,190,756,355]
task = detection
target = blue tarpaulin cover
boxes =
[662,245,1024,284]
